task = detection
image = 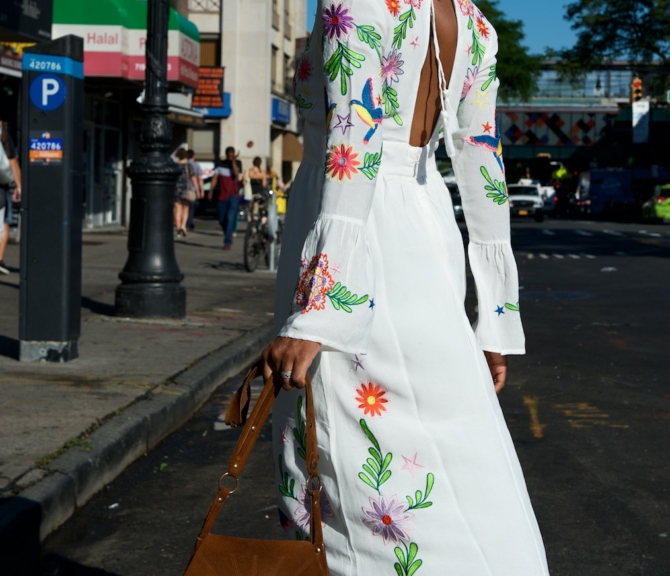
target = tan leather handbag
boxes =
[184,364,330,576]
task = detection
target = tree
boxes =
[477,0,542,102]
[551,0,670,92]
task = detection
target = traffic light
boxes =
[631,76,643,102]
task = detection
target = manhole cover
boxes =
[521,291,594,301]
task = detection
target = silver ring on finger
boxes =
[280,371,293,380]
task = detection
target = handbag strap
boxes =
[194,363,325,554]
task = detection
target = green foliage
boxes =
[278,455,297,499]
[356,24,382,59]
[292,396,307,461]
[295,95,313,110]
[477,0,541,102]
[393,7,417,50]
[549,0,670,94]
[327,282,369,312]
[358,420,393,492]
[381,84,403,125]
[505,302,520,312]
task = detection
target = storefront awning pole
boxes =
[115,0,186,319]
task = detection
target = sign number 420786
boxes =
[27,59,62,72]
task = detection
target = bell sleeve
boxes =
[278,1,388,353]
[450,31,526,355]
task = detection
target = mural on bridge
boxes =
[498,110,616,147]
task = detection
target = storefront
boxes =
[50,0,201,228]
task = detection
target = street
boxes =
[40,218,670,576]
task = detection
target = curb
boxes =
[0,322,274,546]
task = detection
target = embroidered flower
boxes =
[296,253,335,313]
[476,16,490,39]
[326,143,361,181]
[362,494,414,545]
[461,67,478,100]
[381,50,404,85]
[355,382,388,417]
[323,3,354,40]
[457,0,475,17]
[295,484,335,530]
[296,56,313,82]
[385,0,401,17]
[405,0,423,8]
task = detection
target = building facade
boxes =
[188,0,307,183]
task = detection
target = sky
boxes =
[306,0,577,54]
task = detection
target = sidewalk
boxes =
[0,220,277,546]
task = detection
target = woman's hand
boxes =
[261,337,321,391]
[484,351,507,394]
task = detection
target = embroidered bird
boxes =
[350,78,383,144]
[464,112,504,172]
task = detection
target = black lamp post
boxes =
[115,0,186,318]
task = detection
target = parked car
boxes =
[447,182,463,221]
[507,184,545,222]
[517,178,556,214]
[571,169,636,218]
[642,184,670,221]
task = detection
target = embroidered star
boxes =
[301,86,311,97]
[281,426,290,443]
[369,299,376,309]
[471,89,491,110]
[465,45,472,55]
[376,95,383,106]
[333,113,354,135]
[330,263,342,273]
[495,306,505,316]
[410,36,420,49]
[482,121,492,133]
[353,355,365,372]
[401,453,424,477]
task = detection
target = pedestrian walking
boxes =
[260,1,550,574]
[186,149,204,231]
[174,148,197,238]
[209,147,242,250]
[0,119,21,275]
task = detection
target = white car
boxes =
[507,184,545,222]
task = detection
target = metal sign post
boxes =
[19,35,84,362]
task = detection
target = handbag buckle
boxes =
[219,472,240,493]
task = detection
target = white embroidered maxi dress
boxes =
[271,1,550,574]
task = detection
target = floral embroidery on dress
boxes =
[479,165,508,204]
[386,0,402,17]
[461,67,478,101]
[362,494,415,544]
[326,143,361,181]
[464,115,503,171]
[382,50,405,85]
[356,382,389,417]
[295,484,335,530]
[323,2,355,40]
[296,253,370,314]
[457,0,475,18]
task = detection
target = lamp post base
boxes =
[115,283,186,319]
[20,340,79,363]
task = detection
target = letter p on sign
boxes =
[30,74,67,112]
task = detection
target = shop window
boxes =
[200,39,221,67]
[272,46,279,91]
[192,129,217,161]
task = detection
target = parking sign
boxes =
[29,73,67,112]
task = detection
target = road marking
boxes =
[542,229,556,236]
[539,253,550,259]
[583,253,596,259]
[575,230,594,237]
[526,253,535,259]
[554,402,629,429]
[603,229,623,236]
[568,254,580,259]
[523,396,545,439]
[553,253,565,259]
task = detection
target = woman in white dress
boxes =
[261,0,550,574]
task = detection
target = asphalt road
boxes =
[40,218,670,576]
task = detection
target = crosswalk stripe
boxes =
[539,254,549,259]
[526,253,535,259]
[603,229,623,236]
[553,254,565,259]
[581,253,597,259]
[568,254,580,259]
[542,229,556,236]
[575,230,594,237]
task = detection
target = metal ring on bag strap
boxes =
[218,473,239,493]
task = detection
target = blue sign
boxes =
[195,92,232,119]
[22,54,84,79]
[30,74,67,112]
[272,97,291,125]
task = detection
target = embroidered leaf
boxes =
[292,395,308,461]
[361,151,383,180]
[356,24,382,56]
[505,302,520,312]
[392,7,416,50]
[480,166,508,205]
[407,560,423,576]
[360,419,380,452]
[369,446,383,465]
[382,84,403,126]
[324,42,366,96]
[363,463,377,478]
[326,281,369,313]
[407,473,435,510]
[358,419,393,492]
[295,94,313,110]
[367,457,380,473]
[481,65,497,92]
[379,470,392,486]
[407,543,419,566]
[278,455,297,500]
[394,547,406,567]
[394,564,404,576]
[394,542,423,576]
[358,471,377,491]
[381,452,393,474]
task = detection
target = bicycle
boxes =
[243,191,283,273]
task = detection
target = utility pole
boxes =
[115,0,186,318]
